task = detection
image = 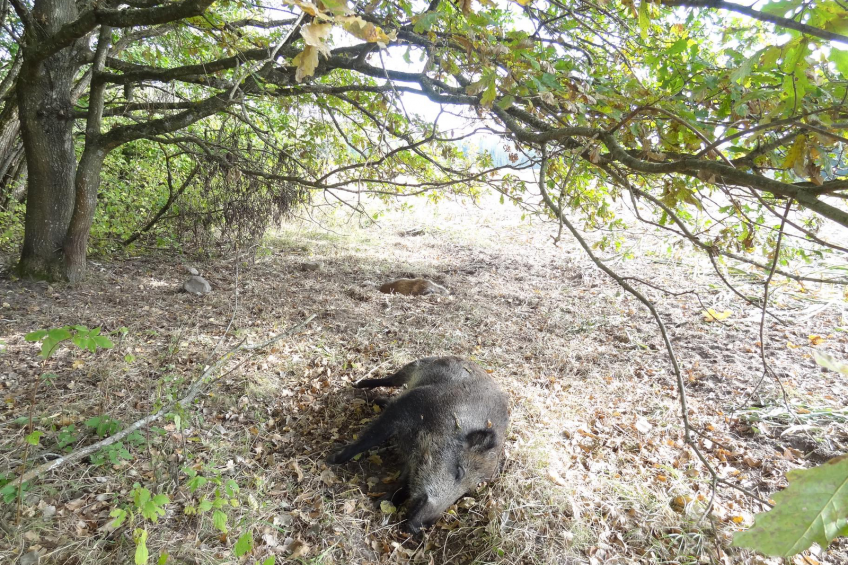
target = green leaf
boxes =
[134,487,152,507]
[134,529,150,565]
[760,0,802,17]
[72,335,90,350]
[830,48,848,79]
[198,499,213,513]
[813,351,848,376]
[24,330,47,342]
[157,551,169,565]
[481,80,497,108]
[40,338,59,358]
[25,430,43,446]
[92,336,114,349]
[110,508,129,528]
[48,328,71,342]
[638,0,649,41]
[188,475,208,492]
[496,95,515,109]
[213,509,228,533]
[261,557,276,565]
[732,455,848,557]
[234,530,253,557]
[667,37,688,56]
[730,48,765,84]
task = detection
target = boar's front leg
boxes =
[326,391,421,464]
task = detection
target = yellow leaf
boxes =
[293,46,319,82]
[513,0,532,5]
[787,341,801,349]
[380,500,396,514]
[782,134,806,170]
[338,15,395,47]
[72,359,85,369]
[808,334,824,345]
[731,515,745,524]
[301,23,333,56]
[702,308,732,322]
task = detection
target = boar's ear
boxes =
[465,429,497,452]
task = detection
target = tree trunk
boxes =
[64,147,107,283]
[0,52,24,197]
[17,0,82,280]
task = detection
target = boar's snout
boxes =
[404,497,440,534]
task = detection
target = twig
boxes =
[743,201,798,416]
[2,314,316,490]
[536,148,774,520]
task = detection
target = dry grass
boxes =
[0,194,846,564]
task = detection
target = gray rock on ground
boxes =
[183,275,212,295]
[19,551,40,565]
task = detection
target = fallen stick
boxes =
[5,314,317,490]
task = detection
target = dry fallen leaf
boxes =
[808,334,824,345]
[634,418,652,434]
[320,468,336,485]
[290,460,304,482]
[547,467,568,487]
[288,539,311,558]
[703,308,732,322]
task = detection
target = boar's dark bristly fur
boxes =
[327,356,509,534]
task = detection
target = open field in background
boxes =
[0,193,847,564]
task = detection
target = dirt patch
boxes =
[1,200,846,564]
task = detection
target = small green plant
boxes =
[25,325,114,358]
[82,420,144,466]
[182,468,240,535]
[234,530,253,557]
[6,326,115,510]
[56,425,78,451]
[109,484,171,565]
[85,415,122,437]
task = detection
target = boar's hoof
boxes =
[326,448,349,465]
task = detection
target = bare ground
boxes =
[0,199,847,565]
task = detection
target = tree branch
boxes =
[662,0,848,44]
[30,0,215,63]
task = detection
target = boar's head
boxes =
[403,427,501,534]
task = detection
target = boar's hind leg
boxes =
[354,365,415,389]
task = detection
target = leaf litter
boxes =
[0,197,845,564]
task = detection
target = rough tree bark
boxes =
[11,0,215,281]
[17,0,84,280]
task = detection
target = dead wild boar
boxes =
[327,356,509,533]
[379,278,449,296]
